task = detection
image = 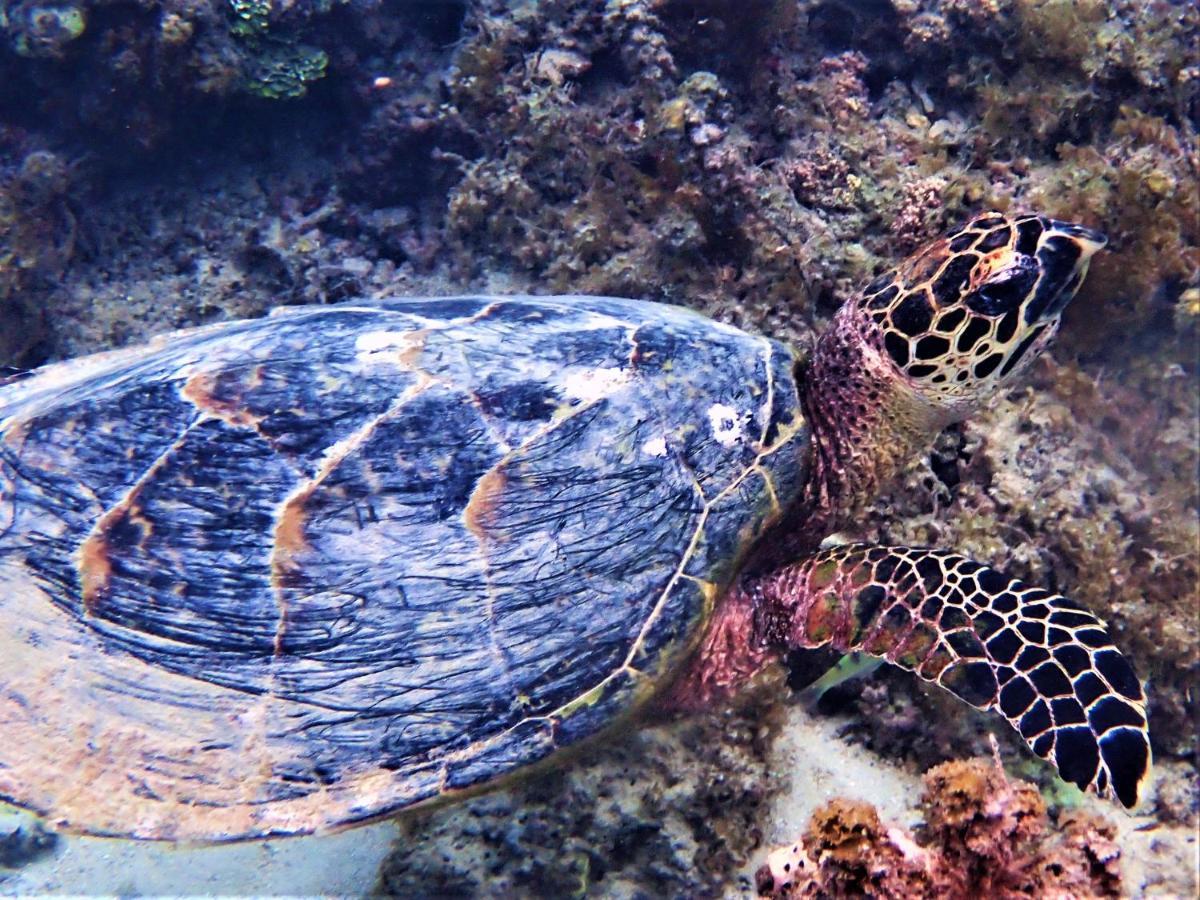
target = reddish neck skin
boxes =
[802,306,955,527]
[746,303,956,574]
[666,305,962,711]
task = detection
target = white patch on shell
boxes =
[706,402,746,447]
[641,436,668,458]
[354,330,421,366]
[560,367,630,403]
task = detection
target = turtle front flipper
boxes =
[750,544,1151,808]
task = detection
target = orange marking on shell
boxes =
[464,467,507,539]
[398,329,429,368]
[273,489,312,564]
[181,370,264,429]
[270,487,315,656]
[1,418,31,448]
[77,530,113,613]
[76,500,154,613]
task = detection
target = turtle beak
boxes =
[1025,220,1107,323]
[1047,219,1107,258]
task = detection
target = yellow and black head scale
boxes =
[859,213,1106,405]
[794,212,1108,543]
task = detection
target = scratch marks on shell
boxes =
[470,332,799,760]
[4,296,813,837]
[618,337,792,685]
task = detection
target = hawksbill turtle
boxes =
[0,211,1149,841]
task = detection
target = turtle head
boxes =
[859,212,1106,410]
[794,213,1104,545]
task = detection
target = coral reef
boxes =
[0,133,74,365]
[0,0,1194,894]
[240,40,327,99]
[757,757,1123,899]
[225,0,330,99]
[3,3,88,59]
[0,0,460,147]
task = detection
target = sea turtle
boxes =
[0,212,1150,842]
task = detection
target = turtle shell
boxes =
[0,296,809,840]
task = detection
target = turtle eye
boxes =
[964,256,1039,317]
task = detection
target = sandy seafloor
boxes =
[3,707,1195,896]
[1,0,1198,897]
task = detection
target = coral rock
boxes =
[758,759,1125,899]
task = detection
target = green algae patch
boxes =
[6,4,86,58]
[228,0,271,37]
[242,42,328,99]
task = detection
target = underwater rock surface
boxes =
[376,687,783,898]
[0,0,1195,896]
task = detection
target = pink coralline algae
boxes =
[757,757,1122,899]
